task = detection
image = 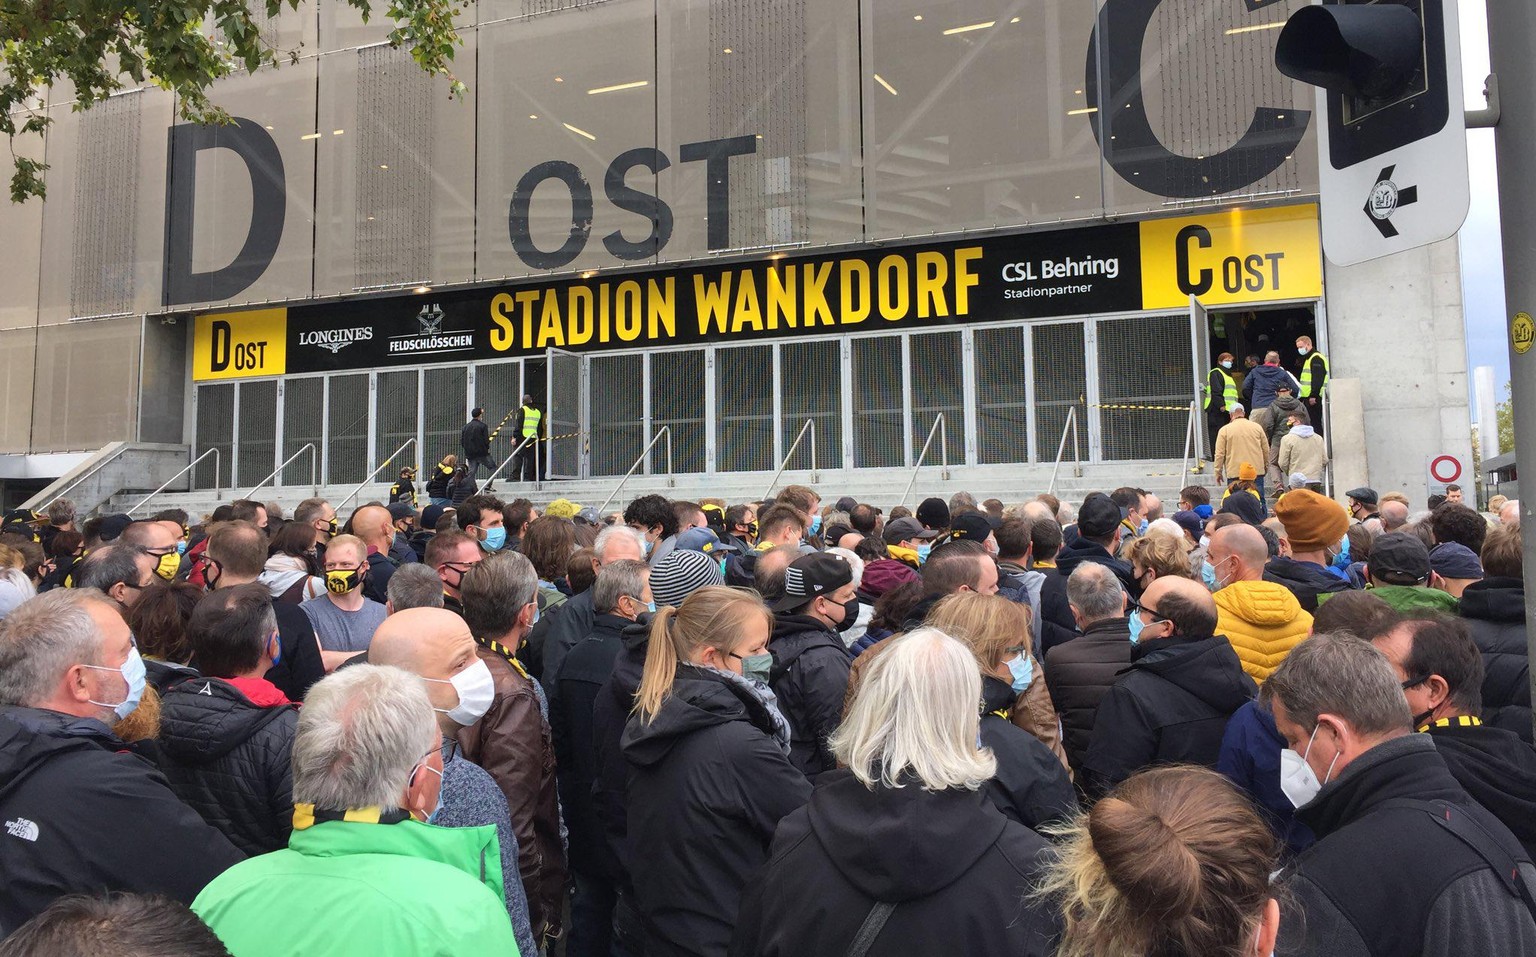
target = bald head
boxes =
[1380,500,1409,532]
[1209,524,1268,582]
[1141,575,1219,641]
[370,607,480,734]
[351,505,394,551]
[1021,501,1055,524]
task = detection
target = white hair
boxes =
[831,627,997,792]
[594,524,647,561]
[1145,518,1185,541]
[1056,502,1077,525]
[292,665,439,811]
[825,547,865,588]
[0,589,110,707]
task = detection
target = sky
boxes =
[1456,1,1506,418]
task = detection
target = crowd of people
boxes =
[0,478,1533,956]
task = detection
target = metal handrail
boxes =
[1179,400,1200,482]
[37,443,133,510]
[597,427,674,514]
[484,435,536,488]
[764,419,818,499]
[337,438,418,514]
[125,449,221,516]
[243,443,318,500]
[900,414,949,508]
[1047,406,1083,496]
[1323,393,1334,499]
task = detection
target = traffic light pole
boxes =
[1484,0,1536,740]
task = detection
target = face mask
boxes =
[642,537,654,558]
[1330,534,1351,570]
[916,543,932,564]
[204,557,223,590]
[176,540,188,555]
[325,567,362,595]
[425,659,495,726]
[1006,653,1034,694]
[1221,359,1233,370]
[1200,560,1219,591]
[153,552,179,582]
[646,600,657,614]
[83,646,146,721]
[832,596,860,633]
[530,601,541,626]
[321,518,338,537]
[808,515,822,536]
[738,652,774,685]
[1298,346,1310,356]
[1127,609,1144,644]
[1280,725,1339,809]
[746,521,759,538]
[482,527,507,551]
[420,762,445,823]
[268,633,283,668]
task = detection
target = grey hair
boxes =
[948,491,978,514]
[76,545,146,592]
[46,498,76,527]
[831,627,997,792]
[825,547,865,588]
[1146,518,1185,541]
[1057,502,1077,526]
[1067,562,1126,623]
[1266,632,1411,737]
[460,550,538,641]
[386,563,446,612]
[593,559,651,615]
[594,524,647,562]
[0,589,111,707]
[291,664,440,811]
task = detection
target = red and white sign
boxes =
[1426,454,1465,495]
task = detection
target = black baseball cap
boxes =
[882,517,938,546]
[1078,493,1122,539]
[946,512,996,544]
[916,497,950,530]
[772,553,854,613]
[1369,532,1431,585]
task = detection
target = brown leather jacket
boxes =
[457,643,567,940]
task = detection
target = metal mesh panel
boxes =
[650,350,706,474]
[589,354,644,477]
[474,361,521,429]
[0,329,34,453]
[909,332,962,468]
[355,46,434,289]
[29,319,140,452]
[326,374,370,484]
[1032,323,1087,463]
[975,326,1031,465]
[548,352,582,477]
[195,384,234,490]
[376,370,420,472]
[779,341,841,471]
[1097,315,1195,460]
[424,367,468,466]
[715,345,775,472]
[281,377,323,486]
[235,381,277,488]
[852,336,903,468]
[70,92,140,319]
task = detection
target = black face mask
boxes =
[833,596,861,633]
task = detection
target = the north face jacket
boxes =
[1213,579,1314,683]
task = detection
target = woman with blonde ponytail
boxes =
[621,585,811,957]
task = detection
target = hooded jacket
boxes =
[979,675,1078,830]
[730,769,1060,957]
[260,554,325,604]
[1080,634,1257,797]
[1428,720,1536,859]
[1264,556,1353,613]
[1043,616,1134,775]
[1267,394,1306,446]
[1281,734,1536,957]
[1030,562,1079,654]
[1242,362,1301,413]
[157,675,299,856]
[0,706,245,933]
[858,559,919,601]
[1056,537,1138,596]
[1217,700,1314,855]
[1330,583,1459,615]
[768,614,853,778]
[1213,580,1314,682]
[622,664,812,957]
[192,818,516,957]
[1458,577,1532,742]
[1278,424,1328,481]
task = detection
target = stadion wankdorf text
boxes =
[192,204,1323,382]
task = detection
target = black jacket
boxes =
[1459,577,1533,742]
[425,463,454,499]
[264,599,326,702]
[362,550,396,605]
[979,676,1078,830]
[592,619,651,887]
[768,615,853,779]
[1281,734,1536,957]
[1043,616,1134,775]
[551,611,630,880]
[448,472,477,504]
[1427,721,1536,860]
[1056,537,1138,597]
[1264,556,1352,613]
[156,676,299,856]
[731,769,1060,957]
[461,418,490,458]
[1080,634,1257,797]
[0,706,245,934]
[622,664,812,957]
[1031,563,1079,654]
[524,588,596,690]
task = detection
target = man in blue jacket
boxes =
[1242,350,1302,415]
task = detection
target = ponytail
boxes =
[631,586,773,723]
[635,607,681,722]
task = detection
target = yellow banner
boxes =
[193,309,288,381]
[1140,204,1322,310]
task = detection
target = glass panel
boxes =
[908,331,962,467]
[851,335,903,468]
[715,344,775,472]
[1097,314,1194,460]
[281,377,324,486]
[235,380,278,488]
[779,340,842,471]
[975,325,1029,464]
[589,354,644,476]
[424,367,469,467]
[375,370,420,472]
[650,349,706,474]
[1032,322,1086,463]
[326,374,370,484]
[195,383,235,490]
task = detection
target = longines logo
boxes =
[387,304,474,356]
[298,327,374,353]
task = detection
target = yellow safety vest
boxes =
[1299,352,1329,398]
[520,405,542,438]
[1206,368,1239,411]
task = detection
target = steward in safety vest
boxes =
[1205,353,1240,414]
[1296,335,1329,402]
[516,396,542,443]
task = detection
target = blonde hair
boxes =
[1039,766,1279,957]
[441,453,458,468]
[0,544,23,571]
[634,586,772,722]
[831,627,997,791]
[324,534,367,564]
[1127,532,1194,581]
[926,592,1030,671]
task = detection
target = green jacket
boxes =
[1320,584,1459,615]
[193,817,518,957]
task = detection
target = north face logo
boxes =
[5,817,38,841]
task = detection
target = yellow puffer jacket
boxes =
[1214,579,1314,683]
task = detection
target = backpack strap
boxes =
[845,901,896,957]
[1380,798,1536,919]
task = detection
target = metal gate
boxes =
[546,348,584,479]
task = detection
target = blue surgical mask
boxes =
[809,515,822,536]
[642,537,654,558]
[646,601,657,614]
[84,646,146,721]
[423,763,445,824]
[176,540,188,555]
[1127,609,1144,645]
[916,543,932,564]
[269,633,283,668]
[1138,519,1149,536]
[1221,360,1233,370]
[1298,346,1310,356]
[1201,560,1219,591]
[482,527,507,551]
[1331,534,1351,570]
[1006,653,1034,694]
